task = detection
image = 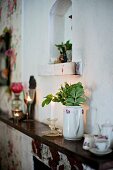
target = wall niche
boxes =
[49,0,72,63]
[38,0,82,76]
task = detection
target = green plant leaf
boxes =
[76,97,86,104]
[42,98,51,107]
[69,88,76,98]
[42,94,53,107]
[66,98,74,104]
[42,82,87,107]
[76,89,84,98]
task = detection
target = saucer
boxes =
[42,130,62,137]
[89,148,112,156]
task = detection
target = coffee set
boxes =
[83,122,113,156]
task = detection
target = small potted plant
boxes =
[55,40,72,62]
[42,82,87,140]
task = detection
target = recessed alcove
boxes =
[37,0,82,76]
[49,0,72,60]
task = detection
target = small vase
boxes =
[63,52,67,62]
[66,50,72,62]
[12,93,23,119]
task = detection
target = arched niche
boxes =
[49,0,72,61]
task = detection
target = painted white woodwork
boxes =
[38,62,82,76]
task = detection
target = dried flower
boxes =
[5,48,16,70]
[11,82,23,93]
[7,0,17,17]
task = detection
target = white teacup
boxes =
[95,139,109,152]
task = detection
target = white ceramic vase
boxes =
[66,50,72,62]
[63,106,84,140]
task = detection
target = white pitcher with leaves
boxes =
[42,82,87,140]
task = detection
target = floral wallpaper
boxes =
[32,139,95,170]
[0,121,94,170]
[0,0,22,114]
[0,0,17,19]
[0,121,33,170]
[5,45,17,71]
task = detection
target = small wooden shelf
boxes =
[38,62,82,76]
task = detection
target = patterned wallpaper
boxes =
[0,121,94,170]
[0,121,33,170]
[0,0,22,114]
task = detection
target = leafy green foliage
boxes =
[42,82,86,107]
[55,40,72,54]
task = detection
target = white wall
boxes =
[64,6,72,42]
[22,0,56,81]
[23,0,113,133]
[73,0,113,133]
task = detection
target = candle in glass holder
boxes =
[14,112,19,117]
[13,109,20,123]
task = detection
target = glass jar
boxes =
[12,93,23,119]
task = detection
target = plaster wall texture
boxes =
[72,0,113,133]
[0,0,113,134]
[23,0,113,134]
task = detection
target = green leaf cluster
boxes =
[42,82,86,107]
[55,40,72,54]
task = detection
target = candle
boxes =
[14,109,19,117]
[26,95,32,103]
[14,110,20,123]
[51,101,55,119]
[14,112,19,117]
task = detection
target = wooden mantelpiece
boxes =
[0,113,113,170]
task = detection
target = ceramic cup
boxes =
[83,134,94,150]
[95,139,109,152]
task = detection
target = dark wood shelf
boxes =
[0,112,113,170]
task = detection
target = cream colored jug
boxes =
[63,106,84,140]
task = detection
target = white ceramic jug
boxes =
[63,106,84,140]
[101,122,113,148]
